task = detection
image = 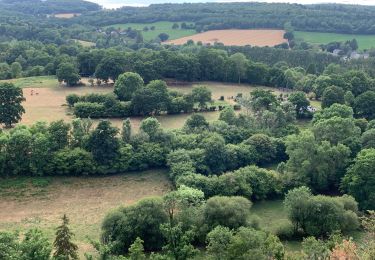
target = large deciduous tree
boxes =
[87,120,120,165]
[114,72,144,101]
[0,83,25,128]
[341,149,375,210]
[56,63,80,86]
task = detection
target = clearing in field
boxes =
[166,29,287,46]
[74,39,96,47]
[54,13,81,19]
[105,21,196,41]
[0,170,171,257]
[295,31,375,50]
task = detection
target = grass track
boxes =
[106,21,196,41]
[295,31,375,50]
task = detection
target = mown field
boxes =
[295,31,375,50]
[166,29,287,47]
[54,13,81,19]
[0,170,171,257]
[14,76,299,131]
[106,21,196,41]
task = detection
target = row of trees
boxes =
[76,2,375,35]
[67,73,217,117]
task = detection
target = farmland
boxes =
[53,13,81,18]
[295,31,375,50]
[0,170,171,257]
[166,29,287,46]
[106,21,196,41]
[16,76,297,131]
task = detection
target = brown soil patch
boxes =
[166,29,287,46]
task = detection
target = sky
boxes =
[89,0,375,9]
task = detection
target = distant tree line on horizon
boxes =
[76,2,375,35]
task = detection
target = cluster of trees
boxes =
[0,118,172,176]
[280,104,375,210]
[67,73,217,117]
[100,186,285,259]
[0,41,87,80]
[76,3,375,35]
[97,185,374,259]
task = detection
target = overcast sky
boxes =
[90,0,375,9]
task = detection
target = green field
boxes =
[0,76,58,88]
[106,21,196,41]
[295,31,375,50]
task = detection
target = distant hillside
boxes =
[76,2,375,35]
[0,0,101,15]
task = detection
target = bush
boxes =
[47,148,96,176]
[275,222,296,240]
[204,196,252,230]
[74,102,106,118]
[101,197,168,254]
[66,94,79,107]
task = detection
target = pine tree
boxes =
[53,215,78,260]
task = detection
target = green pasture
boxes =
[0,76,58,88]
[295,31,375,50]
[105,21,196,41]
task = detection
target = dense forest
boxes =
[75,3,375,34]
[0,0,100,15]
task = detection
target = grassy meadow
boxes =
[106,21,196,41]
[0,76,58,88]
[0,170,171,257]
[295,31,375,50]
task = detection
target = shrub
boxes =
[74,102,106,118]
[101,197,168,254]
[204,196,252,230]
[66,94,80,107]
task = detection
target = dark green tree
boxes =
[192,86,212,109]
[288,91,310,118]
[322,86,345,108]
[56,63,80,86]
[53,215,78,260]
[87,121,120,165]
[0,83,25,128]
[114,72,144,101]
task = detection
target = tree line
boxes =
[75,2,375,35]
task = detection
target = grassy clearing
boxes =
[295,31,375,50]
[74,39,96,47]
[0,170,171,257]
[106,21,196,41]
[54,13,80,19]
[15,79,320,132]
[0,76,58,89]
[252,200,366,252]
